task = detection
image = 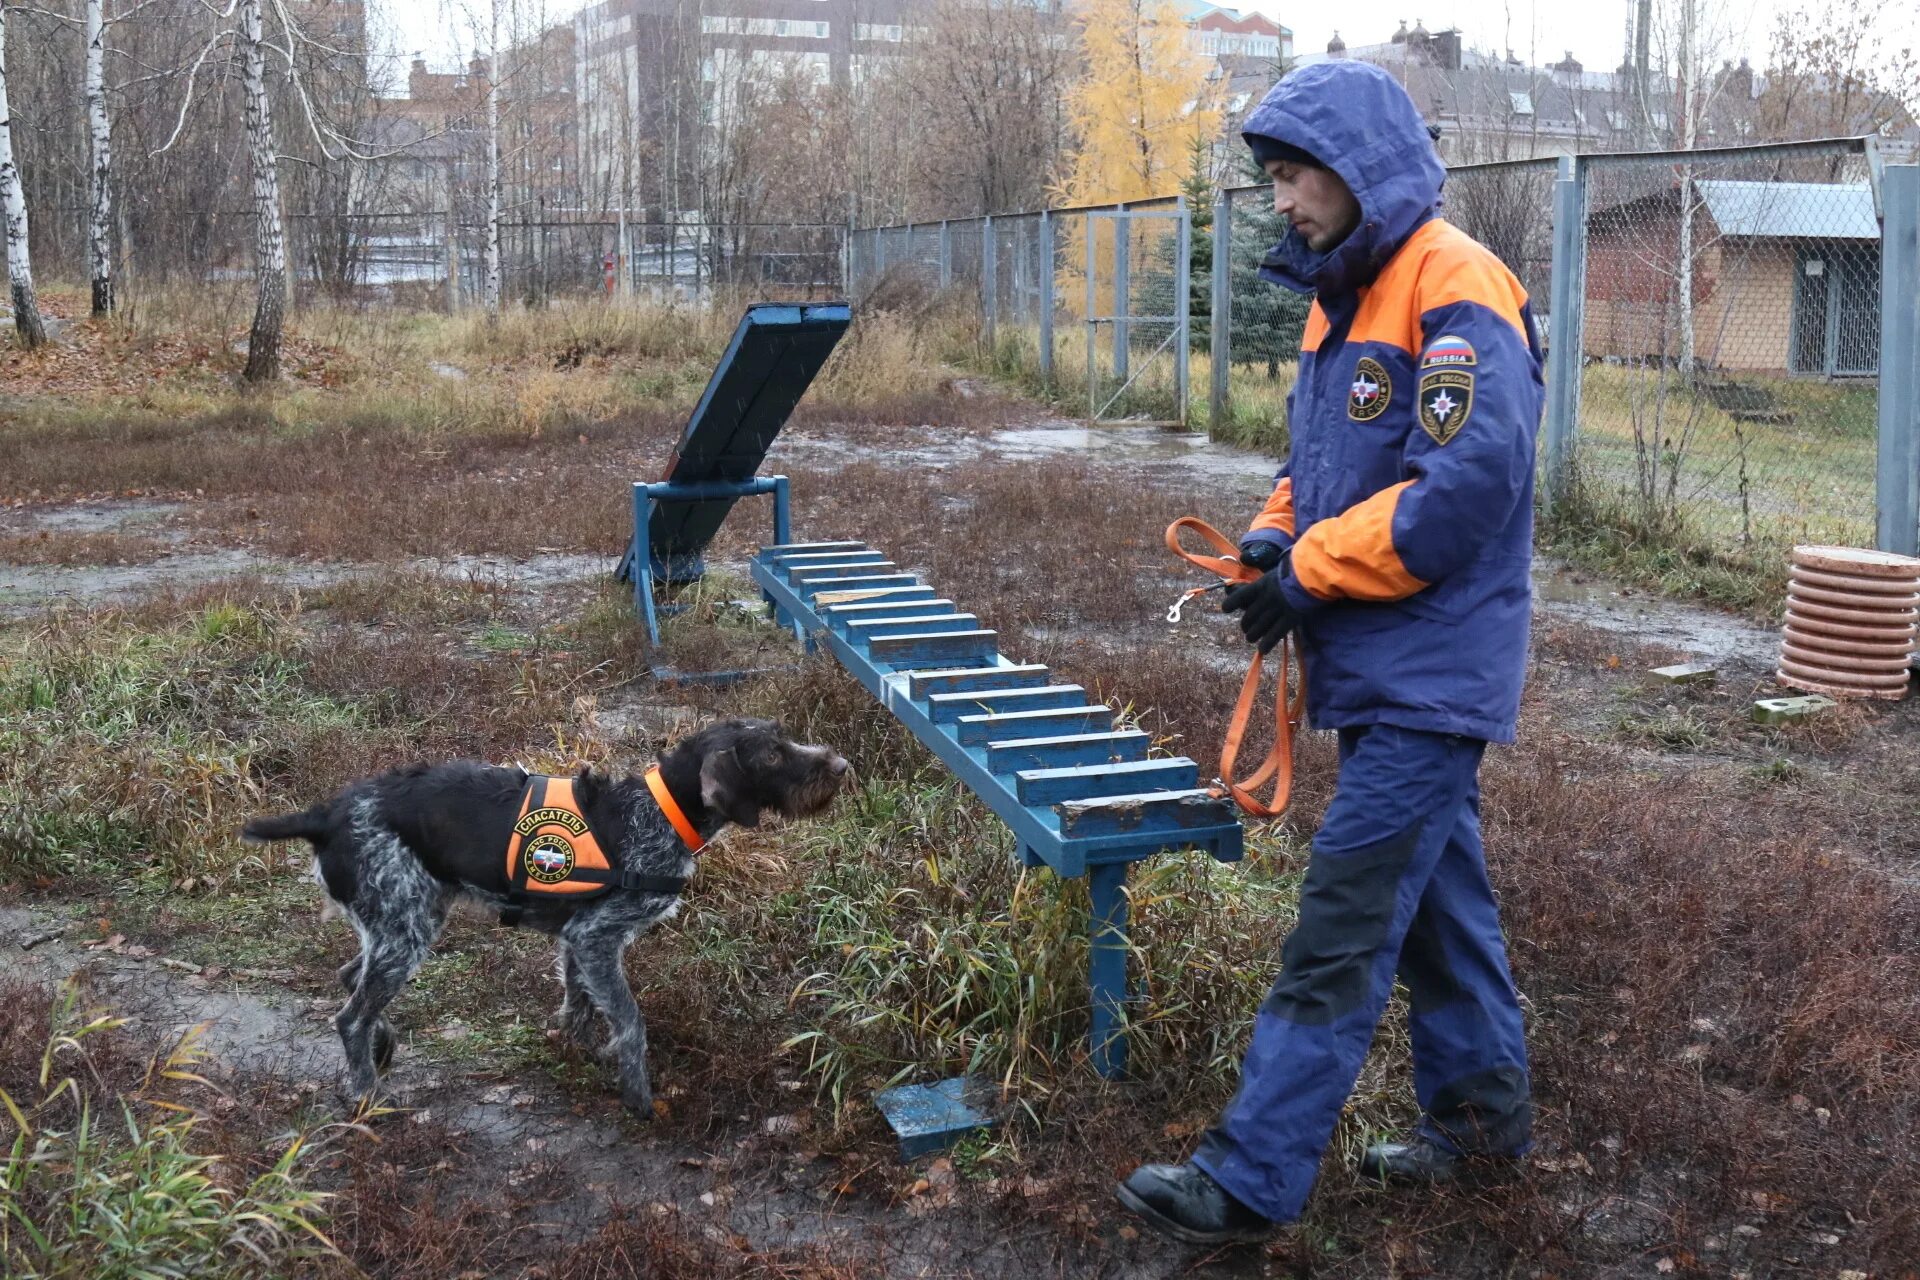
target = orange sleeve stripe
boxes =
[1290,481,1429,601]
[1248,476,1296,538]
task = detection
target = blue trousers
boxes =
[1192,723,1531,1224]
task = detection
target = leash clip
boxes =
[1165,584,1219,625]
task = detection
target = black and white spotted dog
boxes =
[241,717,849,1113]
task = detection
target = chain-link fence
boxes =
[847,197,1194,423]
[849,138,1917,564]
[90,208,843,310]
[1566,140,1882,558]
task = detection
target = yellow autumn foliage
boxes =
[1057,0,1222,206]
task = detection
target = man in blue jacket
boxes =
[1116,61,1543,1244]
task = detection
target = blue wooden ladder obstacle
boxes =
[616,302,851,646]
[752,541,1244,1079]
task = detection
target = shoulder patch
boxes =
[1421,335,1476,368]
[1348,357,1392,421]
[1417,370,1473,444]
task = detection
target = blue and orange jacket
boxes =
[1239,61,1543,744]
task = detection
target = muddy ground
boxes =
[5,387,1917,1279]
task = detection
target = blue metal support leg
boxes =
[625,475,793,649]
[1088,861,1131,1079]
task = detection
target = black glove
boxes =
[1238,540,1284,572]
[1221,568,1303,654]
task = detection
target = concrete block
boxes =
[1751,695,1837,725]
[1651,662,1718,684]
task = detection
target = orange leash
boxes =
[1164,517,1306,820]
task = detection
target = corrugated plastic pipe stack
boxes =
[1778,545,1920,700]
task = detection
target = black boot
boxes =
[1115,1162,1274,1245]
[1359,1133,1521,1186]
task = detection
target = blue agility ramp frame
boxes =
[752,542,1244,1078]
[617,302,851,646]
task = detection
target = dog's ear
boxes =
[698,746,761,828]
[572,766,602,809]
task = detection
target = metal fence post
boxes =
[1211,192,1231,436]
[1038,210,1055,387]
[1174,195,1191,426]
[1543,155,1587,507]
[1112,202,1130,383]
[938,220,951,290]
[982,214,997,348]
[1876,164,1920,557]
[445,207,460,312]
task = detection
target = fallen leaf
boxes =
[1118,1225,1140,1241]
[907,1178,931,1197]
[1656,1261,1675,1274]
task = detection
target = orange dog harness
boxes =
[498,769,697,923]
[1165,517,1307,820]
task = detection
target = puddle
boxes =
[417,552,611,585]
[0,551,343,614]
[0,499,189,534]
[773,421,1278,485]
[1532,557,1779,668]
[429,361,469,381]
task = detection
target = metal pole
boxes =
[1174,196,1191,426]
[1876,164,1919,556]
[1543,155,1588,507]
[445,205,460,312]
[1211,192,1232,436]
[1038,210,1055,388]
[1088,862,1131,1079]
[1113,202,1130,384]
[982,214,997,349]
[1086,213,1098,422]
[939,219,952,290]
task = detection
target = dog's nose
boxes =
[829,755,850,776]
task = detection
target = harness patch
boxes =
[504,775,614,899]
[1348,357,1392,421]
[1421,334,1477,368]
[523,833,576,884]
[1418,370,1474,444]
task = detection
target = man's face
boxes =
[1265,158,1362,253]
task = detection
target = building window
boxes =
[855,21,902,41]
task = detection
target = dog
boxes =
[241,717,849,1114]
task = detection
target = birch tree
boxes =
[0,0,47,348]
[483,0,500,314]
[84,0,111,313]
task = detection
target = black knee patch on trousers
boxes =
[1261,822,1424,1026]
[1398,906,1465,1011]
[1429,1066,1531,1152]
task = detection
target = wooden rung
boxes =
[826,597,956,621]
[955,704,1113,746]
[909,664,1052,699]
[762,541,868,558]
[987,730,1151,773]
[867,629,999,665]
[777,551,894,570]
[1017,759,1200,806]
[801,574,920,598]
[1056,789,1236,838]
[847,613,980,639]
[812,586,936,608]
[927,684,1086,724]
[790,561,897,581]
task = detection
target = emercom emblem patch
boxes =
[1348,357,1391,421]
[524,833,577,885]
[1417,370,1474,444]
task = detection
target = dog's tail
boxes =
[241,806,331,846]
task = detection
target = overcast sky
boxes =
[371,0,1917,86]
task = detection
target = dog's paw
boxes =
[372,1021,397,1073]
[620,1083,654,1117]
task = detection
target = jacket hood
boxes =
[1241,61,1447,298]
